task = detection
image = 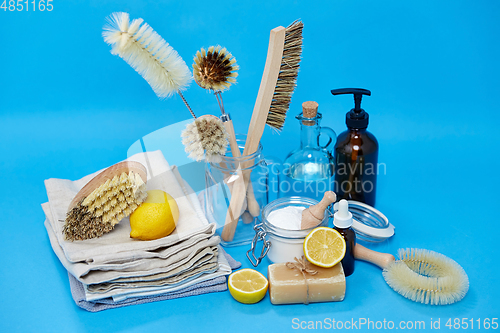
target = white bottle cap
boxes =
[333,199,353,228]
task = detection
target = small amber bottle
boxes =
[333,199,356,277]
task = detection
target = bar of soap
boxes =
[268,261,346,305]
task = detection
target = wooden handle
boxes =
[67,161,147,212]
[221,26,286,241]
[243,26,286,158]
[301,191,336,229]
[223,118,260,217]
[354,244,395,270]
[221,166,247,241]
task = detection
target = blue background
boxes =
[1,0,499,332]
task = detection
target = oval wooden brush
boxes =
[355,244,469,305]
[64,161,147,241]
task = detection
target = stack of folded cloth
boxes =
[42,151,240,312]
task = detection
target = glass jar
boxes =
[204,135,277,247]
[247,196,330,266]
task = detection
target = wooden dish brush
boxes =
[193,46,259,218]
[64,161,147,241]
[355,244,469,305]
[221,20,303,241]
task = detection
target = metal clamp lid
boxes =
[332,200,395,242]
[246,223,271,267]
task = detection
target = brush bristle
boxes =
[193,46,239,92]
[382,248,469,305]
[181,116,229,162]
[266,20,303,131]
[63,171,147,241]
[102,12,192,98]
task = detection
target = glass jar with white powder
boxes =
[247,197,330,265]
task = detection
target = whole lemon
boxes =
[129,190,179,240]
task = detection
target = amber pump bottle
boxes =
[331,88,378,207]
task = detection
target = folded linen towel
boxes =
[43,150,241,310]
[43,151,212,264]
[69,247,240,312]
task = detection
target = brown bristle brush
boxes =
[192,46,257,218]
[221,20,303,241]
[63,161,148,241]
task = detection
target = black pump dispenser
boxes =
[331,88,371,129]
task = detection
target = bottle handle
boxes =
[318,126,337,151]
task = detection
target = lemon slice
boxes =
[303,227,346,268]
[228,269,268,304]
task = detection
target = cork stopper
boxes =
[302,101,318,126]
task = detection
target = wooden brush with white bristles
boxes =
[221,20,303,241]
[355,244,469,305]
[63,161,147,241]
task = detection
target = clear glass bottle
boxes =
[281,101,336,202]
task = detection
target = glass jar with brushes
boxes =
[280,101,337,202]
[203,134,280,247]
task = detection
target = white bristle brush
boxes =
[181,115,229,163]
[103,12,195,118]
[355,244,469,305]
[64,161,148,241]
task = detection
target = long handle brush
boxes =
[221,20,303,242]
[193,46,258,217]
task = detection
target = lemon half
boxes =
[303,227,346,268]
[228,269,268,304]
[129,190,179,240]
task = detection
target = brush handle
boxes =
[67,161,147,212]
[223,118,260,217]
[243,26,286,157]
[221,26,286,242]
[354,244,396,270]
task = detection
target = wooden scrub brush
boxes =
[222,20,303,241]
[64,161,147,241]
[355,244,469,305]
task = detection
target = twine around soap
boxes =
[286,256,318,305]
